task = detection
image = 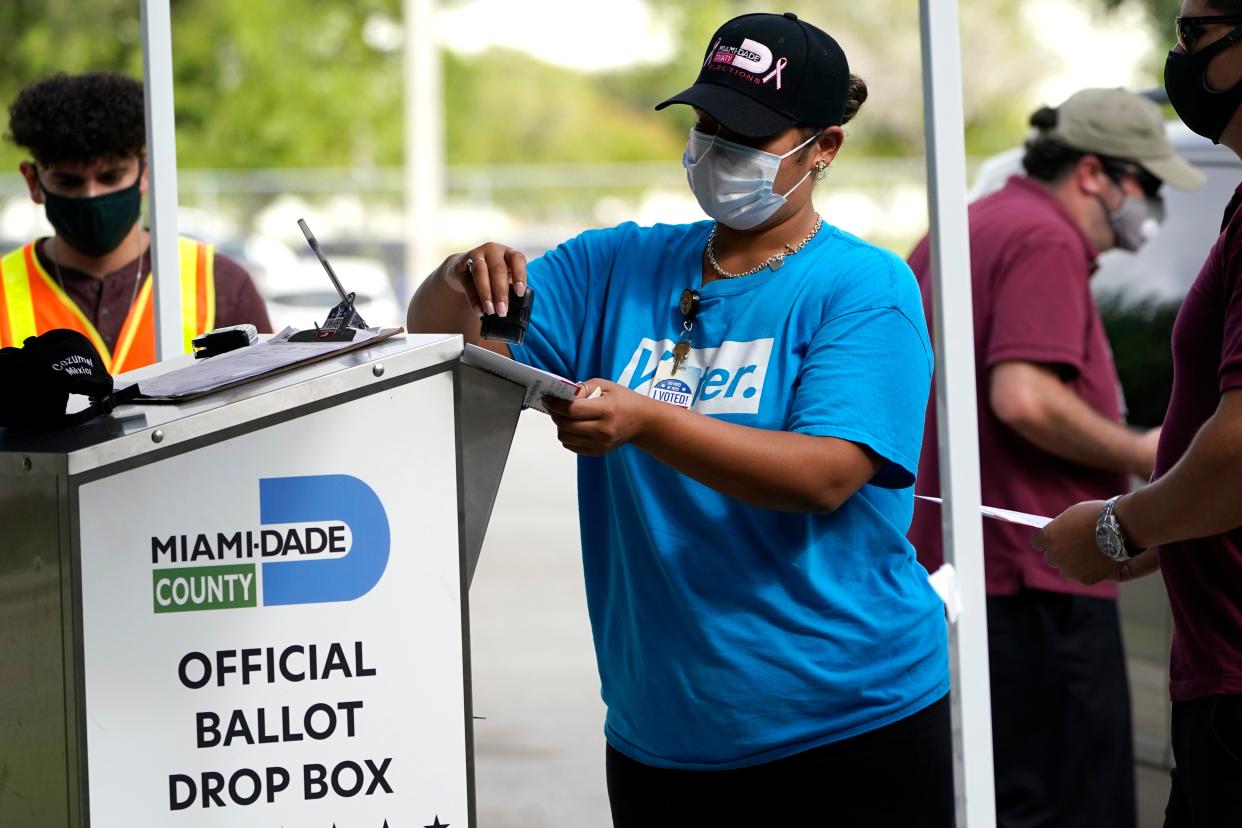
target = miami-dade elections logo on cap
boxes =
[707,35,787,86]
[150,475,390,614]
[655,12,851,139]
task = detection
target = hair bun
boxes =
[1029,106,1058,130]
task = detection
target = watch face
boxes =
[1096,517,1125,561]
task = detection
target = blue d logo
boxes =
[258,475,390,606]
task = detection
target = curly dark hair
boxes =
[6,71,146,167]
[841,73,868,126]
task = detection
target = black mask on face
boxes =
[1165,26,1242,144]
[37,159,144,257]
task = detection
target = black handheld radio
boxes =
[289,218,368,342]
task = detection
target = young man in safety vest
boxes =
[0,71,270,373]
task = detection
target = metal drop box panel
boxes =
[0,333,524,827]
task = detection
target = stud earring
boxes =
[814,160,828,180]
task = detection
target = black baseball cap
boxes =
[655,12,850,139]
[0,328,128,431]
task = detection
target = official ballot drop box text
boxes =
[0,333,526,827]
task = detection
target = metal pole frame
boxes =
[404,0,445,295]
[919,3,996,825]
[140,0,183,361]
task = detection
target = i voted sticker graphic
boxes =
[650,376,695,408]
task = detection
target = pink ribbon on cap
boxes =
[762,57,787,89]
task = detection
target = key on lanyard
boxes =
[672,339,692,373]
[673,288,700,374]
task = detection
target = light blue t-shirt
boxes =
[510,219,948,770]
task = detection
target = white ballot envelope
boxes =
[914,495,1051,529]
[461,344,581,414]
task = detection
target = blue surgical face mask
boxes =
[682,128,823,230]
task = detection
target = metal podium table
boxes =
[0,333,525,827]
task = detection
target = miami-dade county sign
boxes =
[77,374,469,826]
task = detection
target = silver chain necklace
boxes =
[50,233,146,315]
[705,214,824,280]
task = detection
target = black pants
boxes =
[987,592,1135,828]
[606,693,954,828]
[1164,694,1242,827]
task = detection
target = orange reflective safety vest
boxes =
[0,237,215,374]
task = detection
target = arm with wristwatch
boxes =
[1033,387,1242,584]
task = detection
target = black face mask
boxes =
[38,160,143,257]
[1165,27,1242,144]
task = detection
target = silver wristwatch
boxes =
[1095,495,1141,562]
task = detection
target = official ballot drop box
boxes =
[0,333,527,827]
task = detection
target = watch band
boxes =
[1096,495,1143,562]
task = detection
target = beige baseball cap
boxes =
[1043,88,1205,191]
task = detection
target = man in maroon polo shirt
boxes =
[1037,3,1242,825]
[909,87,1203,828]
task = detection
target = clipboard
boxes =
[133,327,403,402]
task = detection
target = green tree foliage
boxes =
[1,0,688,169]
[2,0,141,82]
[1099,0,1183,37]
[169,0,406,167]
[1098,291,1181,428]
[443,49,682,164]
[1095,0,1182,80]
[1,0,410,169]
[0,0,1074,170]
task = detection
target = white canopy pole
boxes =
[404,0,445,292]
[918,2,996,825]
[140,0,183,361]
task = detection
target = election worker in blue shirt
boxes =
[409,12,951,827]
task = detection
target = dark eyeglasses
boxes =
[1175,14,1242,52]
[1102,160,1163,200]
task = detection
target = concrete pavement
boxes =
[470,410,611,827]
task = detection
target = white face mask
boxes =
[682,128,823,230]
[1108,195,1165,252]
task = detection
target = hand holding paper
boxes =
[1031,499,1125,585]
[544,379,648,456]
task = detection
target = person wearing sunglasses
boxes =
[1035,3,1242,826]
[410,12,954,827]
[907,86,1204,828]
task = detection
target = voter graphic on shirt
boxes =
[409,12,953,826]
